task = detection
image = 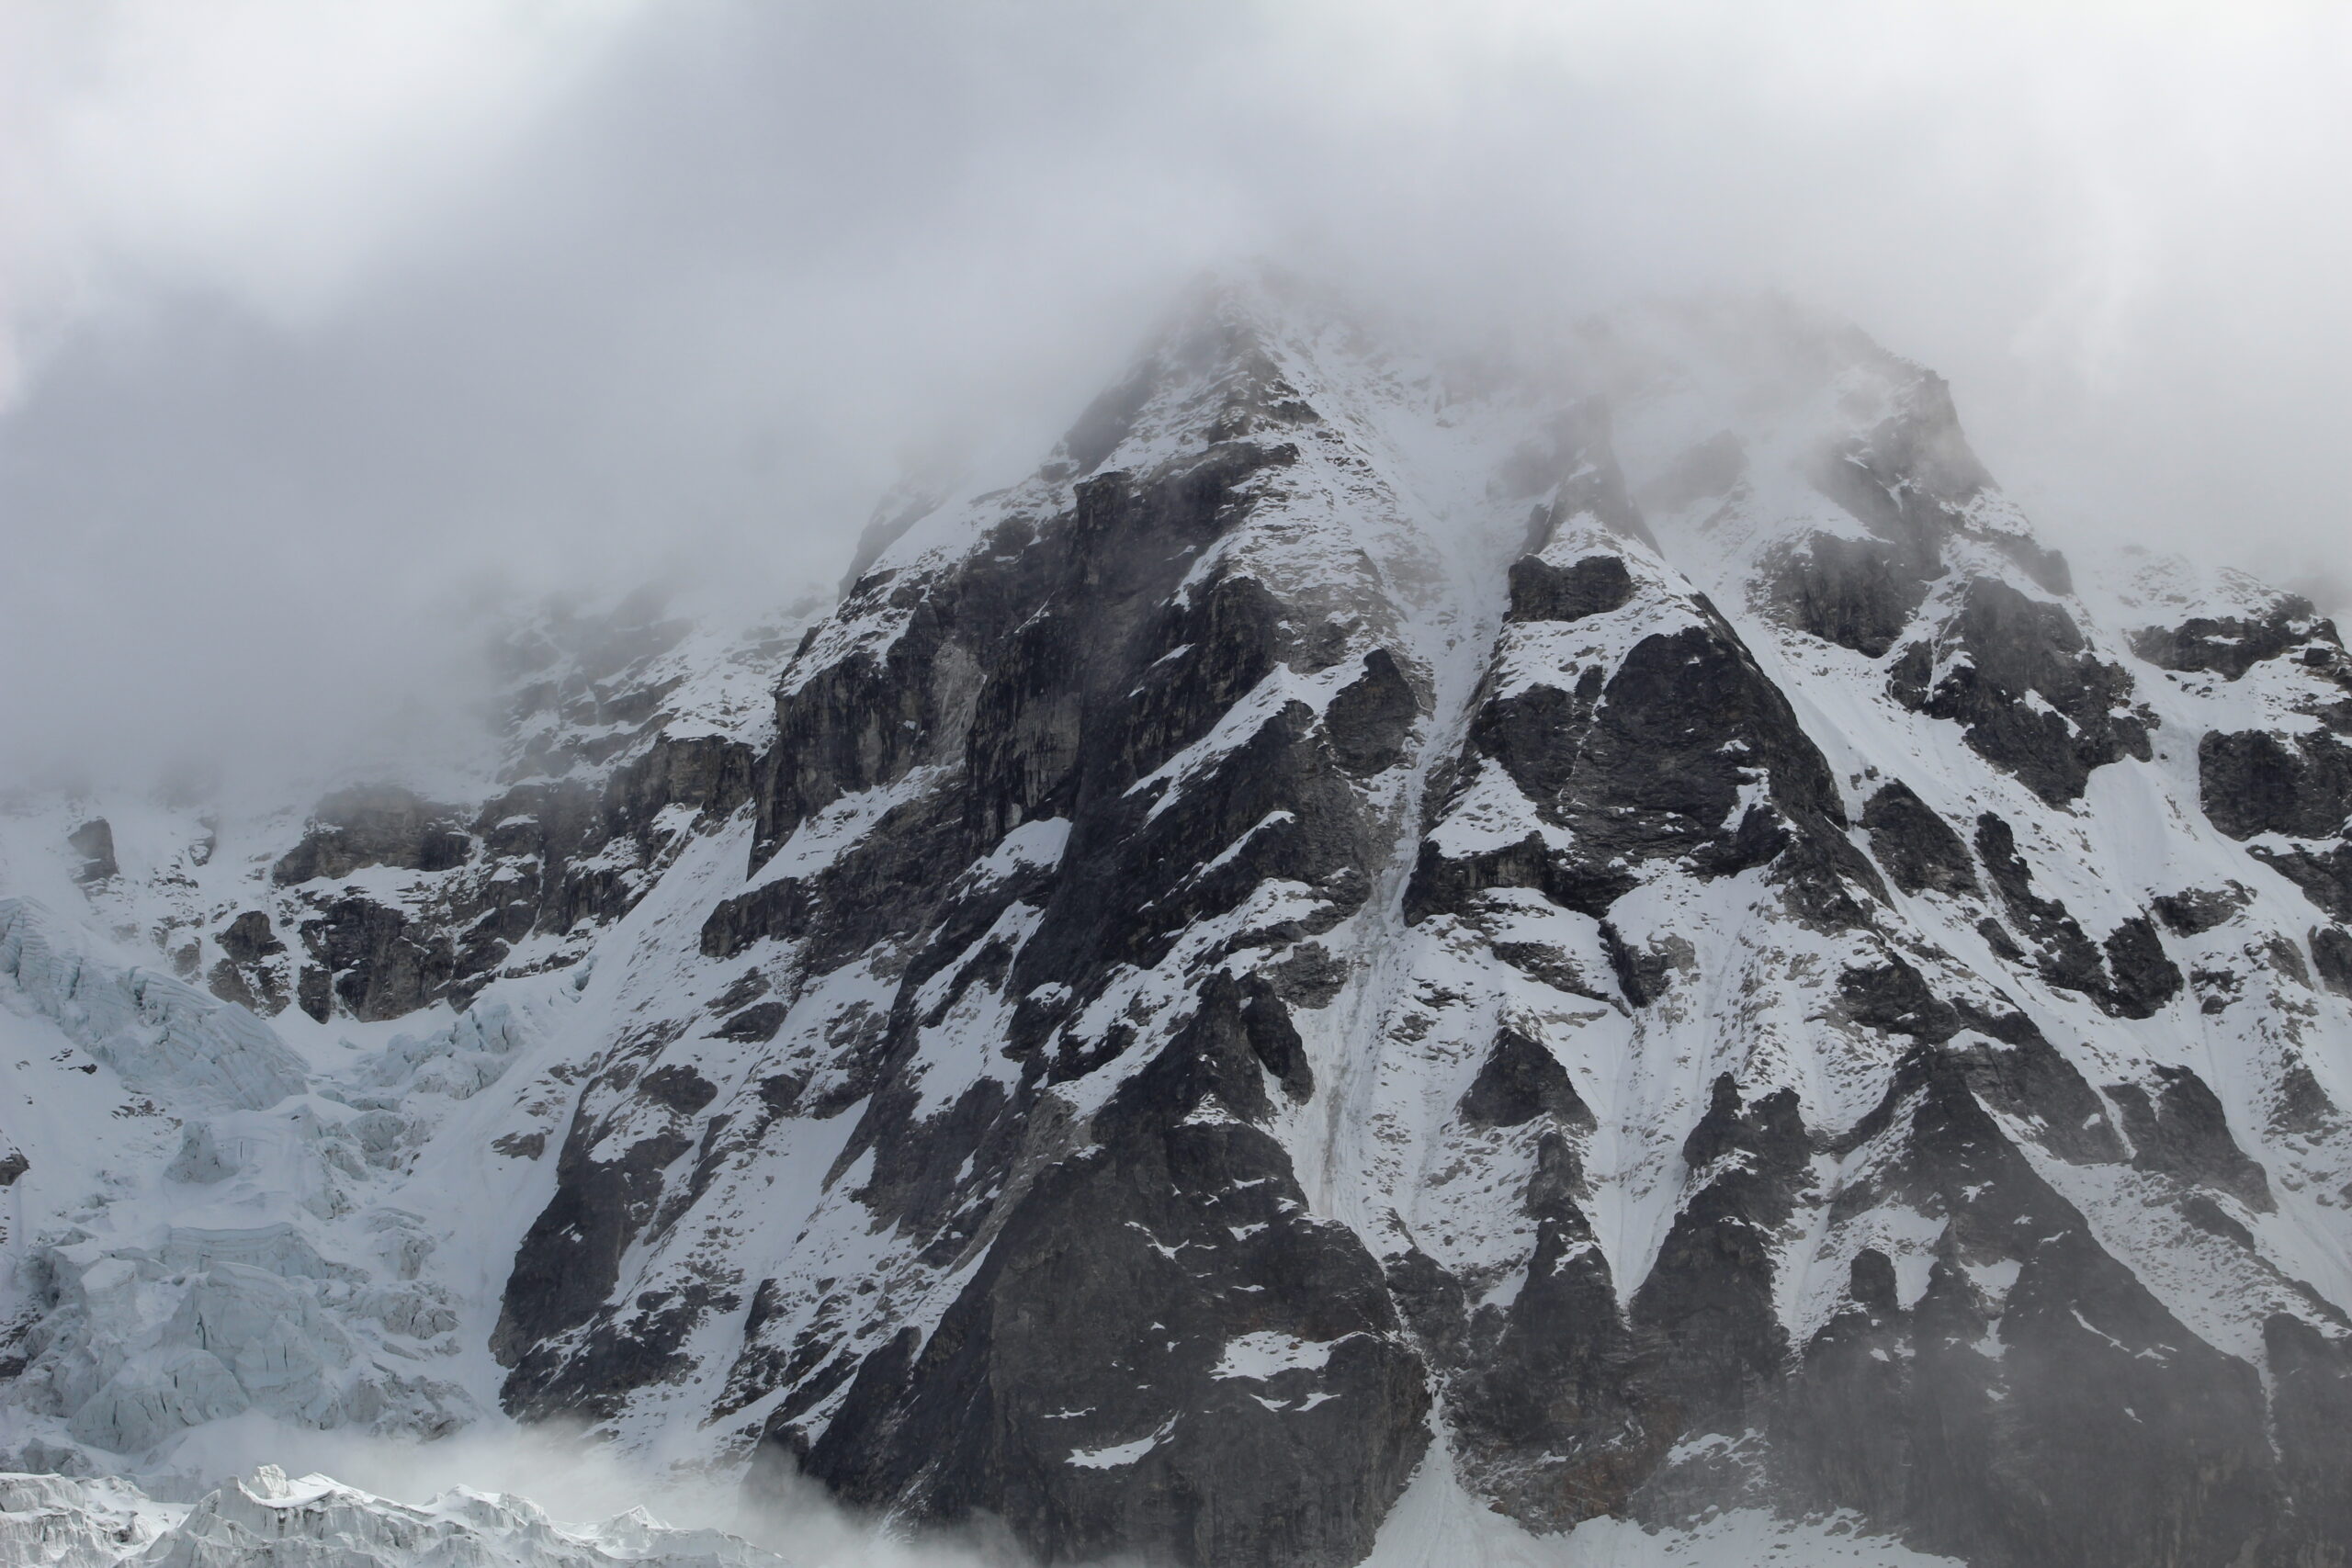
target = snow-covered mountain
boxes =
[6,277,2351,1567]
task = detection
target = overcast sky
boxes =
[3,0,2347,789]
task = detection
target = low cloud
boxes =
[3,0,2347,790]
[153,1417,1075,1568]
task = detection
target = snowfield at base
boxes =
[2,1457,1969,1568]
[0,1465,787,1568]
[1370,1453,1965,1567]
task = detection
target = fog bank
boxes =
[3,0,2346,788]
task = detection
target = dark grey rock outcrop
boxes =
[2109,1065,2275,1212]
[1505,553,1634,625]
[1764,533,1926,657]
[1860,779,1978,897]
[2132,595,2340,682]
[272,786,472,886]
[1974,813,2181,1017]
[2314,925,2352,996]
[799,988,1428,1568]
[66,818,116,884]
[1891,580,2152,805]
[1778,1050,2277,1568]
[2199,728,2352,919]
[1410,553,1874,934]
[2200,729,2352,843]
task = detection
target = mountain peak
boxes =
[6,283,2352,1568]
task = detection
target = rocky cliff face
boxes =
[6,282,2352,1568]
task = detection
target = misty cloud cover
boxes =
[4,0,2347,789]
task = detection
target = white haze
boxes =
[5,0,2349,792]
[137,1417,1007,1567]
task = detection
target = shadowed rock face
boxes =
[1631,1076,1814,1442]
[504,310,1442,1567]
[2109,1065,2275,1212]
[1777,1052,2278,1568]
[2152,885,2249,936]
[1891,579,2153,805]
[298,894,456,1021]
[1860,779,1978,897]
[67,818,117,884]
[1967,813,2185,1019]
[1323,649,1419,775]
[2199,728,2352,920]
[1807,368,2071,596]
[272,786,473,887]
[1506,553,1634,625]
[2132,596,2340,682]
[2315,925,2352,996]
[1765,533,1927,658]
[208,909,289,1013]
[2201,729,2352,843]
[801,985,1428,1568]
[1459,1026,1594,1130]
[2265,1314,2352,1562]
[1409,556,1870,931]
[493,1109,702,1418]
[1435,1130,1660,1529]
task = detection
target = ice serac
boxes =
[0,1466,788,1568]
[9,281,2352,1568]
[2,899,307,1112]
[0,593,808,1483]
